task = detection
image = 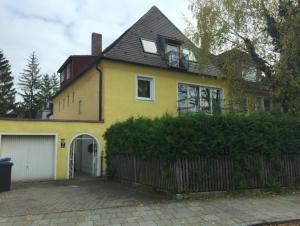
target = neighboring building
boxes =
[215,48,273,113]
[0,6,273,182]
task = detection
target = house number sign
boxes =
[61,139,66,148]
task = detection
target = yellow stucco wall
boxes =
[52,67,100,121]
[0,60,272,180]
[101,60,229,125]
[0,120,105,180]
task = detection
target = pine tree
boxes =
[0,50,16,117]
[18,52,42,118]
[39,73,59,109]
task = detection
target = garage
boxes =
[0,135,56,182]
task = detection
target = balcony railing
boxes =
[166,51,189,70]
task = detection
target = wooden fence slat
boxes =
[109,155,300,194]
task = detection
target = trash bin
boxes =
[0,157,13,192]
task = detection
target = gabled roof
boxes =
[102,6,221,76]
[52,6,222,99]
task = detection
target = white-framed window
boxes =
[60,71,65,83]
[242,67,257,82]
[256,96,273,112]
[66,64,71,80]
[183,48,197,62]
[136,75,155,101]
[141,39,158,54]
[166,44,180,68]
[177,83,223,115]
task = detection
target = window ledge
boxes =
[136,97,155,102]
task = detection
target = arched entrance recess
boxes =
[69,134,100,179]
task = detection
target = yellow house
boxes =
[0,6,272,182]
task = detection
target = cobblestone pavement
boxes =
[1,178,300,226]
[0,177,169,217]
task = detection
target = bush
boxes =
[104,113,300,161]
[104,113,300,190]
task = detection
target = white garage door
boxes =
[1,135,55,182]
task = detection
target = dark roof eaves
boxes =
[57,55,97,73]
[52,56,102,99]
[52,55,223,100]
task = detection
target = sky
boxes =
[0,0,192,90]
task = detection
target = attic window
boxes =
[66,64,71,80]
[141,39,158,54]
[183,49,196,62]
[242,67,257,82]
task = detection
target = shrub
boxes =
[104,113,300,160]
[104,113,300,190]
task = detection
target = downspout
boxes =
[96,62,104,177]
[96,63,103,121]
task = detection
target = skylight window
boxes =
[141,39,158,54]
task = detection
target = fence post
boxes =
[134,156,137,183]
[175,159,183,193]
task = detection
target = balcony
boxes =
[166,50,189,70]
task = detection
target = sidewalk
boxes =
[1,193,300,226]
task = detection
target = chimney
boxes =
[91,33,102,56]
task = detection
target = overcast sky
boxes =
[0,0,192,88]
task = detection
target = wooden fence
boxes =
[109,155,300,194]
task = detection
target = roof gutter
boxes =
[96,62,103,121]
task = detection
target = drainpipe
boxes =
[96,63,103,121]
[96,62,103,177]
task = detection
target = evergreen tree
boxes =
[0,50,16,116]
[18,52,42,118]
[39,73,59,109]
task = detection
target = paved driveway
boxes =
[0,177,168,217]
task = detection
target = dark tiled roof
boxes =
[57,55,97,73]
[53,6,224,100]
[102,6,221,77]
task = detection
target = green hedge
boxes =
[104,113,300,190]
[104,113,300,160]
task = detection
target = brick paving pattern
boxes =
[1,178,300,226]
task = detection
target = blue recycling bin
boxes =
[0,157,13,192]
[0,157,11,162]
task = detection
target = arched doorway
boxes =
[69,134,100,179]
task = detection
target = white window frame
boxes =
[176,81,224,115]
[136,75,155,101]
[140,39,158,54]
[242,66,257,82]
[66,64,71,80]
[60,71,65,83]
[256,96,273,112]
[183,48,197,62]
[255,96,264,112]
